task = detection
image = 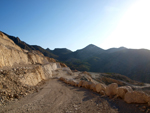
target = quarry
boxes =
[0,31,150,113]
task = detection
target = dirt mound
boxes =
[0,67,39,105]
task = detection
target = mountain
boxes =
[73,44,104,59]
[51,45,150,83]
[62,48,150,83]
[2,31,150,83]
[106,47,127,53]
[52,48,72,55]
[2,31,58,59]
[88,49,150,83]
[2,31,148,112]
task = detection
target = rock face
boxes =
[0,32,46,67]
[0,32,61,86]
[0,32,70,105]
[19,64,58,86]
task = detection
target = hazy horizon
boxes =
[1,0,150,51]
[49,45,150,52]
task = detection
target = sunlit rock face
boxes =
[0,32,62,86]
[0,31,50,67]
[0,32,28,67]
[20,63,59,86]
[0,31,22,51]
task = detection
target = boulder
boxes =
[146,96,150,106]
[74,81,79,87]
[70,80,75,86]
[148,102,150,106]
[105,83,118,97]
[100,90,105,95]
[65,79,78,86]
[78,80,84,87]
[95,83,106,93]
[59,77,65,81]
[67,80,73,85]
[66,79,77,86]
[82,81,90,89]
[71,80,77,86]
[64,79,68,84]
[89,83,96,92]
[117,86,132,99]
[64,79,69,84]
[124,91,150,104]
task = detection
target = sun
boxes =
[101,0,150,50]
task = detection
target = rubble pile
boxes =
[0,66,42,106]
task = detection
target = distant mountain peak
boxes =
[107,46,127,53]
[52,48,72,55]
[74,44,104,59]
[87,44,95,46]
[54,48,69,50]
[86,44,97,48]
[84,44,103,50]
[46,48,51,51]
[119,46,127,49]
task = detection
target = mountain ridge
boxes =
[2,31,150,83]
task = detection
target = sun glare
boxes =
[101,0,150,49]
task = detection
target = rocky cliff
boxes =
[0,31,61,86]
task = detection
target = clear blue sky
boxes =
[1,0,149,51]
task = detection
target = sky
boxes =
[0,0,150,51]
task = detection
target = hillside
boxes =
[2,32,58,59]
[1,31,150,113]
[2,31,150,83]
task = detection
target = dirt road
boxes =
[0,79,145,113]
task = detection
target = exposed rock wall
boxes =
[0,32,50,67]
[0,32,22,51]
[0,44,28,67]
[0,32,61,86]
[19,63,59,86]
[0,32,72,106]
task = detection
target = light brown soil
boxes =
[0,79,148,113]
